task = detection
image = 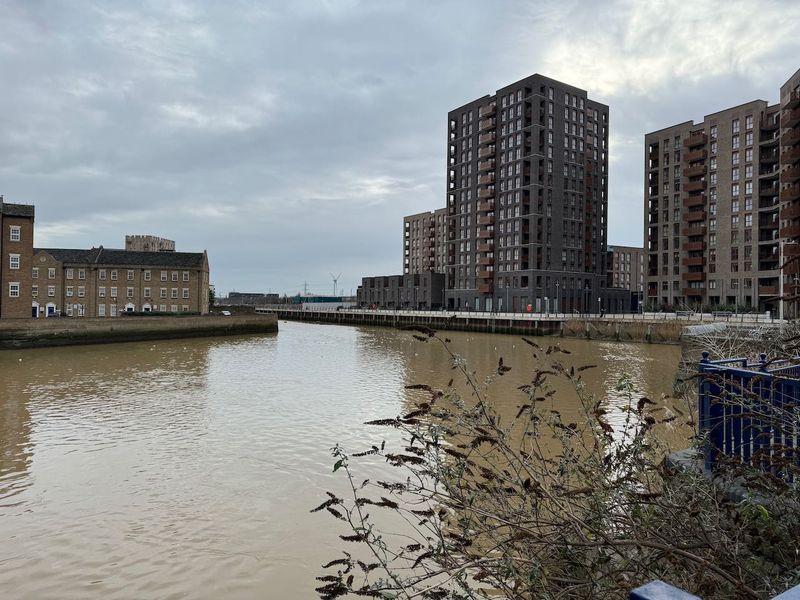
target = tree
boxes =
[208,286,216,307]
[315,327,800,599]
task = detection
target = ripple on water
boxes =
[0,321,682,598]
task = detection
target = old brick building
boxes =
[0,199,210,319]
[0,199,35,319]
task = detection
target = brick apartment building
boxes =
[0,199,36,319]
[1,200,210,319]
[444,74,617,313]
[607,244,645,311]
[403,208,447,275]
[125,235,176,252]
[645,68,800,314]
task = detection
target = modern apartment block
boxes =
[403,209,447,275]
[125,235,176,252]
[444,74,613,313]
[0,198,36,319]
[645,68,800,314]
[356,272,445,310]
[607,244,645,296]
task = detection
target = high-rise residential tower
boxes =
[444,74,612,313]
[644,68,800,315]
[403,208,447,275]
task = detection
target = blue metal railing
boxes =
[631,580,800,599]
[698,351,800,480]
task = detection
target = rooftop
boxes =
[34,246,207,269]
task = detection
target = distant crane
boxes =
[330,273,342,297]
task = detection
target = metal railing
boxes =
[698,351,800,480]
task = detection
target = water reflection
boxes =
[0,322,682,599]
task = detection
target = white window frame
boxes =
[9,226,20,242]
[8,282,20,298]
[48,285,55,297]
[66,286,74,297]
[9,254,20,270]
[182,271,189,282]
[66,269,74,280]
[98,304,106,317]
[182,288,189,299]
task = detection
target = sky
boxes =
[2,0,799,296]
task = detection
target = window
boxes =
[171,288,178,299]
[182,271,189,282]
[66,269,74,280]
[127,270,134,281]
[99,286,106,298]
[182,305,189,312]
[110,304,117,317]
[8,283,19,298]
[9,254,19,270]
[144,287,151,298]
[710,125,717,139]
[32,267,38,279]
[745,115,753,130]
[182,288,189,299]
[48,286,55,297]
[99,269,106,280]
[31,285,38,297]
[144,270,151,281]
[66,286,73,297]
[159,304,166,312]
[110,286,118,298]
[171,271,178,282]
[127,287,134,298]
[111,270,118,280]
[745,214,753,227]
[78,269,85,280]
[48,268,55,279]
[77,286,85,298]
[98,304,106,317]
[160,288,167,298]
[161,271,167,281]
[732,118,740,134]
[9,226,20,241]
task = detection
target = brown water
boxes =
[0,321,682,599]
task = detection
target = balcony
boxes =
[781,165,800,185]
[682,226,706,237]
[786,90,800,110]
[758,285,779,296]
[683,165,706,178]
[479,103,496,118]
[685,210,707,222]
[477,201,494,212]
[682,256,706,267]
[478,131,496,145]
[477,270,492,279]
[782,146,800,165]
[760,150,780,164]
[761,114,780,131]
[682,287,704,297]
[478,173,495,185]
[685,180,706,192]
[478,257,493,266]
[478,283,493,294]
[760,184,780,197]
[682,272,705,282]
[684,149,707,162]
[782,185,800,203]
[683,132,707,148]
[759,133,780,147]
[478,158,495,171]
[477,215,494,226]
[683,194,706,208]
[785,128,800,145]
[684,241,706,252]
[478,146,495,159]
[759,166,779,179]
[477,230,493,239]
[478,118,495,132]
[477,242,493,252]
[779,223,800,239]
[782,202,800,220]
[783,107,800,129]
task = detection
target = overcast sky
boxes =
[2,1,799,296]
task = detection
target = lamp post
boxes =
[556,281,560,316]
[598,296,601,316]
[544,296,549,317]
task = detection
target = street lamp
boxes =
[556,281,560,316]
[638,283,643,315]
[598,296,601,316]
[544,296,549,317]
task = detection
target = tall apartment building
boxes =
[445,74,612,313]
[644,68,800,314]
[0,199,35,319]
[125,235,175,252]
[403,209,447,275]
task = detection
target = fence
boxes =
[698,351,800,480]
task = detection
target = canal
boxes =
[0,320,683,599]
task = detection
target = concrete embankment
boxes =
[263,308,685,344]
[0,314,278,349]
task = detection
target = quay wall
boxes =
[264,309,686,344]
[0,314,278,349]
